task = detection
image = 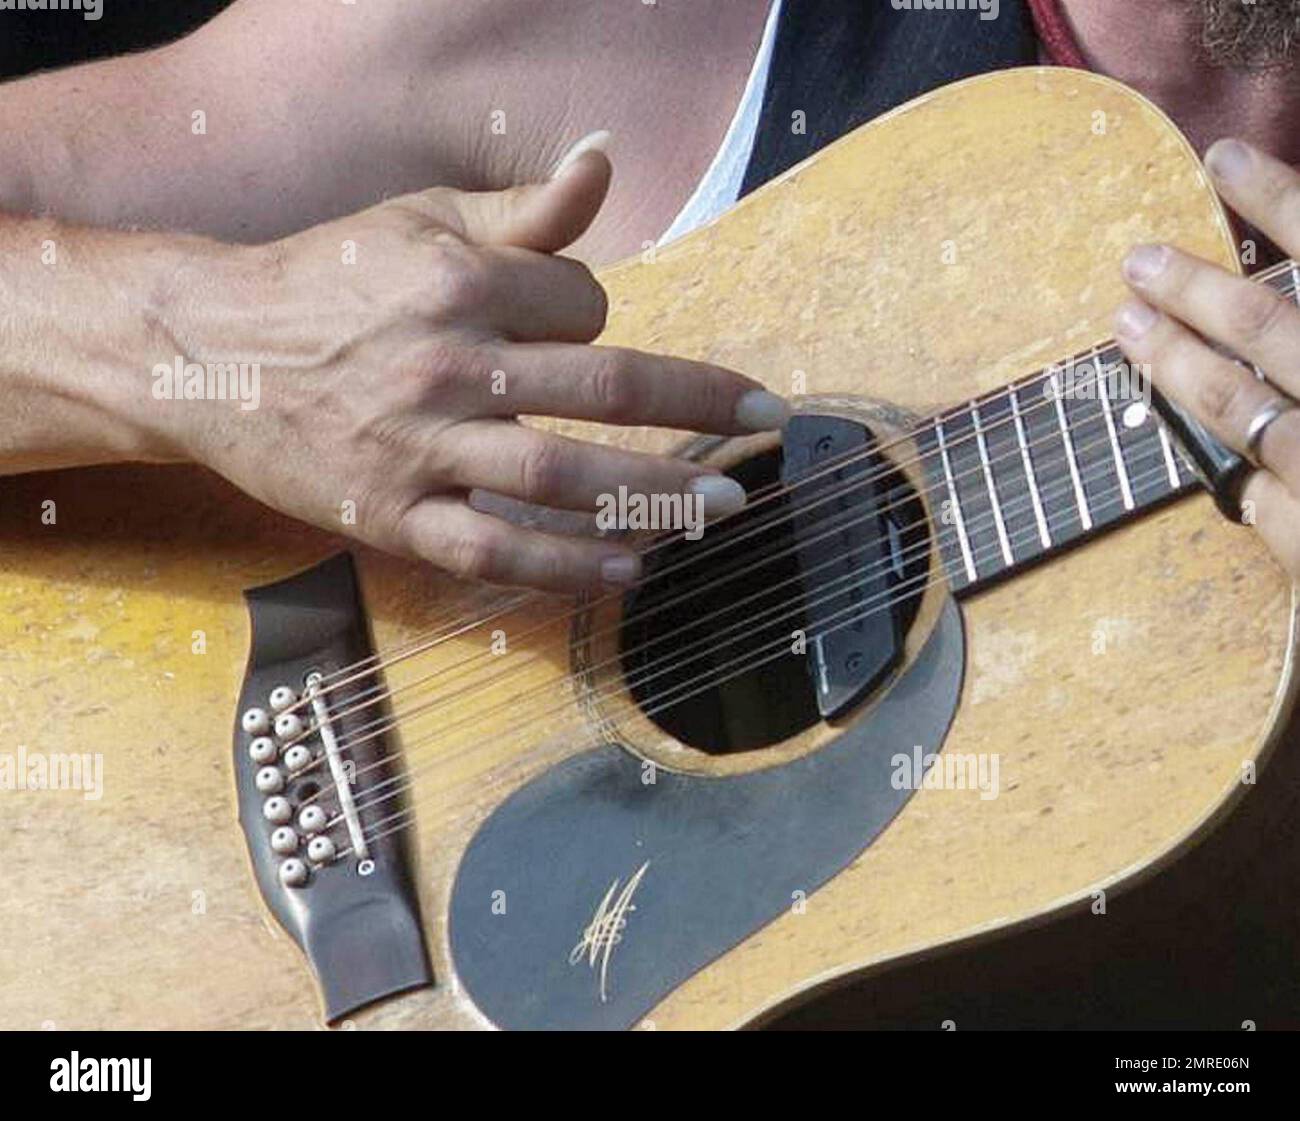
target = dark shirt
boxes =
[0,0,233,81]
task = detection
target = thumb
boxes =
[450,130,613,253]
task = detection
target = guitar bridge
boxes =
[233,552,432,1022]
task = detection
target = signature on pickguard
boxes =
[568,861,650,1003]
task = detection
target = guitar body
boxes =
[0,68,1293,1030]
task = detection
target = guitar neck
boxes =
[917,257,1298,596]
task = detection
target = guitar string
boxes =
[331,419,1179,828]
[294,377,1163,790]
[287,257,1298,710]
[284,345,1128,710]
[261,262,1299,782]
[341,448,1190,854]
[273,327,1184,759]
[287,266,1298,795]
[283,341,1156,785]
[333,264,1300,844]
[281,258,1298,711]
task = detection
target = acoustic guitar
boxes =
[1,67,1296,1031]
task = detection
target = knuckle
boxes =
[416,429,459,487]
[516,438,569,504]
[426,241,492,318]
[589,351,641,422]
[1226,285,1287,344]
[411,341,474,400]
[692,367,733,427]
[1193,364,1247,425]
[444,530,499,583]
[1160,254,1193,299]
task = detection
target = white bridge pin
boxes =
[298,805,327,833]
[270,826,298,855]
[241,707,270,735]
[274,712,305,740]
[307,836,336,865]
[254,766,285,794]
[279,858,309,888]
[283,745,312,773]
[248,736,277,765]
[263,796,292,824]
[268,685,297,712]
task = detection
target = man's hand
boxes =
[1115,139,1300,577]
[153,139,786,592]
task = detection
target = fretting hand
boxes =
[1115,139,1300,576]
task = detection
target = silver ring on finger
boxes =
[1244,396,1299,469]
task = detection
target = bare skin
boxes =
[0,2,1293,263]
[0,146,787,592]
[0,0,772,263]
[1,0,1297,588]
[1117,142,1300,579]
[1058,0,1300,167]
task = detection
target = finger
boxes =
[436,420,748,515]
[1121,243,1300,396]
[441,131,613,253]
[396,493,643,593]
[1241,469,1300,578]
[1114,298,1300,492]
[1204,139,1300,261]
[471,247,607,342]
[478,343,790,434]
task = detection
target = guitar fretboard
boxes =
[915,258,1299,596]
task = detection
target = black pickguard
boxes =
[448,598,965,1030]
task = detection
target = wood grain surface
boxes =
[0,68,1291,1030]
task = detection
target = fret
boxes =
[933,417,977,585]
[970,403,1013,567]
[1096,364,1134,511]
[909,261,1297,599]
[1049,370,1093,531]
[978,388,1049,567]
[913,296,1261,597]
[1259,258,1300,303]
[1157,423,1183,489]
[941,407,1002,583]
[1058,358,1127,526]
[1008,386,1052,550]
[1019,372,1086,543]
[1096,349,1183,508]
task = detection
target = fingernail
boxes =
[551,130,611,180]
[600,553,640,587]
[1206,138,1252,184]
[687,474,747,517]
[1115,299,1159,339]
[1123,244,1169,285]
[734,389,790,432]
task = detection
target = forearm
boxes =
[0,0,473,242]
[0,23,321,241]
[0,211,222,473]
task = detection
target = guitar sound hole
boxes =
[619,448,927,754]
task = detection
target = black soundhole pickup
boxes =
[233,552,432,1022]
[781,415,915,720]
